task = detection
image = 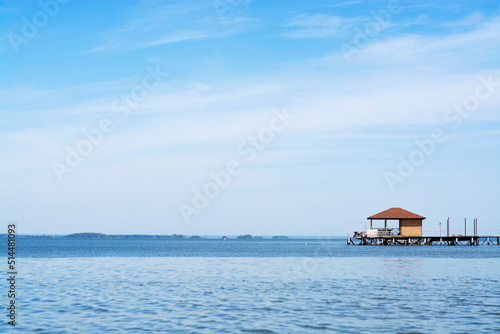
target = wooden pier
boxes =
[348,208,499,246]
[348,235,499,246]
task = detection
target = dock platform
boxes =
[348,235,499,246]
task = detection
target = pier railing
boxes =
[352,228,400,238]
[377,228,399,236]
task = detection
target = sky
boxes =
[0,0,499,236]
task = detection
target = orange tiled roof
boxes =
[367,207,425,220]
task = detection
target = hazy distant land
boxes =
[0,232,291,239]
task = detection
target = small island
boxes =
[237,234,253,239]
[67,233,106,238]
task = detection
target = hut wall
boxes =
[399,219,422,236]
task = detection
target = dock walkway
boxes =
[348,235,499,246]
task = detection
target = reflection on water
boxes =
[379,258,423,276]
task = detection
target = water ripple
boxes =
[0,257,498,333]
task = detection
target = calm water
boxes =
[1,238,499,333]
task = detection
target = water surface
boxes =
[1,238,498,333]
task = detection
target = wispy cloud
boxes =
[84,32,221,54]
[133,31,224,50]
[79,1,248,53]
[327,1,362,8]
[320,15,500,67]
[283,13,363,38]
[443,11,485,27]
[400,14,428,27]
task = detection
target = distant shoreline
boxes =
[0,233,344,239]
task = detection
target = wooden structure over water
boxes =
[367,207,425,237]
[348,235,499,246]
[348,208,499,246]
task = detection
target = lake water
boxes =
[1,238,499,333]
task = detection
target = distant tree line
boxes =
[65,233,191,239]
[0,233,289,239]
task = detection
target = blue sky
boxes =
[1,0,499,236]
